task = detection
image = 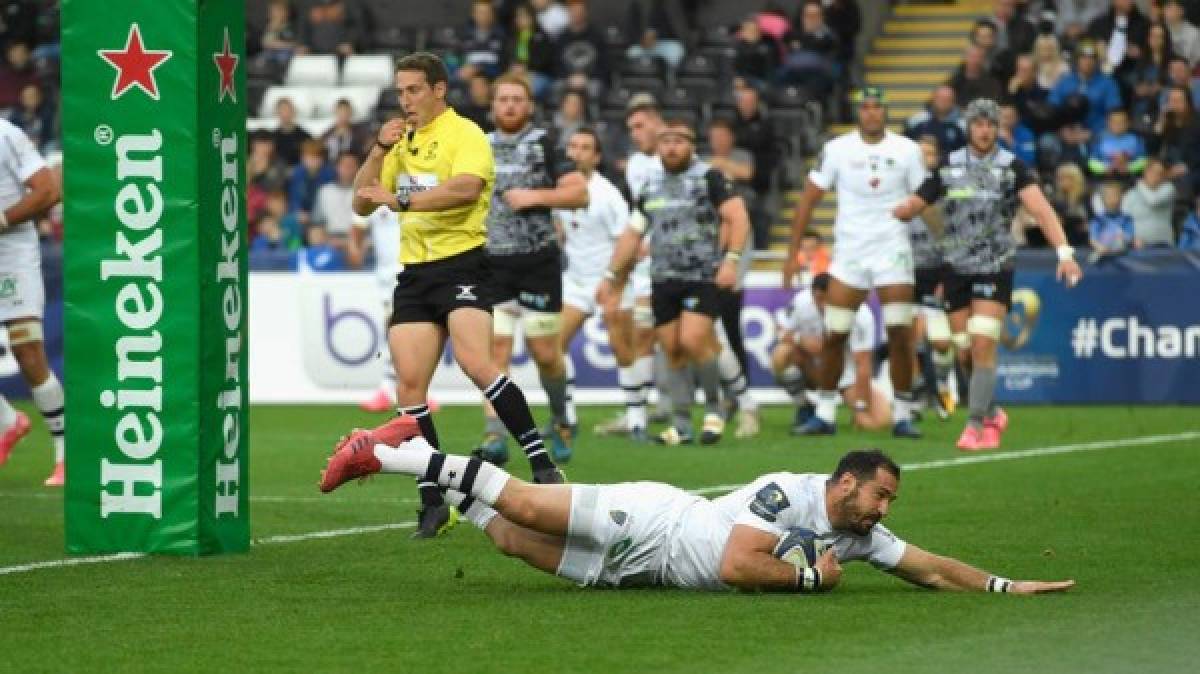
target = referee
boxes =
[353,52,564,539]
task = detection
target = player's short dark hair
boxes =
[571,126,602,154]
[396,51,449,88]
[832,449,901,483]
[810,271,830,290]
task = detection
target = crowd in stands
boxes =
[909,0,1200,254]
[244,0,866,268]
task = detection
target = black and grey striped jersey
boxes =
[486,125,568,256]
[634,159,737,283]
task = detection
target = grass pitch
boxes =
[2,402,1199,673]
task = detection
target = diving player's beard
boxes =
[838,489,882,536]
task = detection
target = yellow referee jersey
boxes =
[380,107,494,264]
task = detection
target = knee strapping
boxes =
[823,305,856,334]
[924,308,951,343]
[7,320,43,346]
[967,315,1004,340]
[951,332,971,351]
[522,311,561,338]
[492,307,518,337]
[881,302,915,327]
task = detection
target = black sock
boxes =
[401,404,443,508]
[483,374,555,471]
[399,403,440,448]
[955,361,971,404]
[916,344,938,401]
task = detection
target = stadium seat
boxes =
[247,56,286,84]
[314,86,381,122]
[341,54,394,87]
[601,87,633,113]
[697,26,736,64]
[247,77,272,117]
[300,117,337,138]
[601,24,629,64]
[246,117,280,133]
[427,26,460,52]
[771,85,815,110]
[284,54,339,87]
[677,76,719,106]
[260,86,318,119]
[620,54,666,81]
[620,77,664,100]
[371,26,415,54]
[661,86,697,113]
[678,53,719,80]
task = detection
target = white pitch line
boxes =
[0,522,417,576]
[3,430,1197,577]
[688,430,1200,495]
[0,492,417,506]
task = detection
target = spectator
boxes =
[312,150,359,243]
[906,84,966,157]
[553,89,588,152]
[792,230,830,280]
[1164,0,1200,66]
[321,98,370,160]
[1032,33,1069,92]
[287,139,334,224]
[969,20,1009,82]
[459,0,506,81]
[948,45,1003,106]
[1180,195,1200,249]
[1049,162,1093,247]
[1037,122,1092,176]
[1048,40,1122,135]
[1089,181,1139,253]
[705,117,763,247]
[8,83,50,152]
[271,97,312,166]
[458,73,493,132]
[1122,158,1177,245]
[502,3,555,100]
[0,1,37,49]
[249,132,290,193]
[260,0,301,67]
[733,17,779,88]
[296,225,347,271]
[987,0,1037,55]
[1155,85,1200,194]
[998,101,1036,166]
[0,42,38,109]
[731,84,777,201]
[626,0,686,70]
[531,0,570,40]
[555,0,608,82]
[777,1,840,95]
[260,189,304,249]
[756,4,791,42]
[1086,0,1149,72]
[297,0,362,56]
[822,0,862,70]
[1164,56,1200,108]
[250,213,301,257]
[1007,53,1055,133]
[1088,108,1147,178]
[1123,22,1175,128]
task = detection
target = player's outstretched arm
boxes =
[890,544,1074,594]
[719,524,841,593]
[1018,184,1083,287]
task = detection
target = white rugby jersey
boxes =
[808,130,926,250]
[367,205,401,288]
[625,151,661,201]
[0,119,46,236]
[664,472,907,590]
[556,171,629,280]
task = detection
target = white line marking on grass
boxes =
[4,430,1197,576]
[0,493,417,506]
[688,430,1200,496]
[0,523,416,576]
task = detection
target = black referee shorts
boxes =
[389,246,493,327]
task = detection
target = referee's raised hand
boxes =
[377,118,407,150]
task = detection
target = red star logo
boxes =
[213,27,239,103]
[98,24,172,100]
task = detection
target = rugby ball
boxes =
[773,527,824,569]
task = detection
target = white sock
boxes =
[718,347,758,412]
[374,437,510,505]
[816,390,839,424]
[0,393,16,428]
[635,354,655,412]
[443,490,499,530]
[563,354,578,427]
[618,364,647,430]
[32,374,65,463]
[892,394,911,424]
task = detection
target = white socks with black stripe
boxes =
[372,437,510,506]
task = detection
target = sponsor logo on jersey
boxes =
[749,482,790,522]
